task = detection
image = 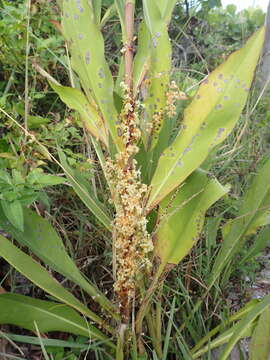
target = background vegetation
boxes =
[0,0,269,359]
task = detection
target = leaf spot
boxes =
[98,68,105,79]
[78,33,83,40]
[85,51,90,64]
[183,147,192,155]
[215,104,222,110]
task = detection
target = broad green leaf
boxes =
[62,0,124,151]
[0,293,113,346]
[209,157,270,287]
[148,27,265,209]
[155,169,229,265]
[250,306,270,360]
[1,200,24,231]
[0,235,114,335]
[58,149,112,232]
[219,294,270,360]
[0,207,117,319]
[141,2,172,149]
[50,83,108,146]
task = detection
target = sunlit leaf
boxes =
[62,0,124,151]
[148,27,265,209]
[141,0,172,149]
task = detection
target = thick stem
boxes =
[124,1,135,91]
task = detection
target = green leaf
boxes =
[133,21,151,95]
[0,235,115,336]
[141,2,172,149]
[92,0,102,23]
[0,293,111,344]
[27,171,65,187]
[250,306,270,360]
[0,333,91,350]
[192,321,254,359]
[209,157,270,287]
[1,200,24,231]
[62,0,124,151]
[155,0,178,21]
[240,226,270,265]
[191,299,259,356]
[219,294,270,360]
[58,149,112,232]
[155,169,229,265]
[0,207,118,320]
[28,115,50,129]
[148,27,265,209]
[114,0,126,40]
[50,83,108,146]
[100,4,117,28]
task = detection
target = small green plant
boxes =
[0,1,269,359]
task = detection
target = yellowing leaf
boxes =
[148,27,265,209]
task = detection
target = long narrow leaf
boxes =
[148,27,265,209]
[58,148,112,231]
[250,306,270,360]
[219,294,270,360]
[0,207,117,319]
[0,293,114,347]
[62,0,124,151]
[209,157,270,287]
[0,235,114,335]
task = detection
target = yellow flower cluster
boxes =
[165,81,187,118]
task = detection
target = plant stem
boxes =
[124,1,135,91]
